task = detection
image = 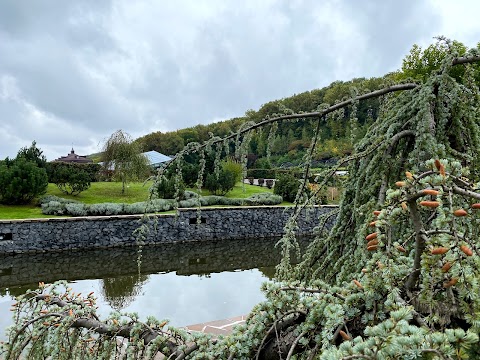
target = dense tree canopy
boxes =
[3,39,480,359]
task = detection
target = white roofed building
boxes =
[142,151,172,169]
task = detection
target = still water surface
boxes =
[0,237,300,337]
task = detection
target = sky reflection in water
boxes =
[0,237,297,336]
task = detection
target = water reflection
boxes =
[101,275,149,310]
[0,237,307,290]
[0,237,310,335]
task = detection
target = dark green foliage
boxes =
[0,157,48,204]
[48,163,92,195]
[253,157,272,169]
[205,170,236,195]
[16,141,47,169]
[273,172,300,202]
[180,162,200,187]
[47,162,102,183]
[155,176,185,199]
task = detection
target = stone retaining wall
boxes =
[0,206,336,254]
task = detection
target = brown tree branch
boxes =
[255,311,307,360]
[29,295,179,356]
[215,83,418,144]
[452,185,480,200]
[452,55,480,65]
[405,200,428,292]
[285,330,307,360]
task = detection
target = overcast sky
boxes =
[0,0,479,161]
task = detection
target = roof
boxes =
[54,148,93,163]
[142,151,172,165]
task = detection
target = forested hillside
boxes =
[135,39,479,168]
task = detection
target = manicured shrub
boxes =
[0,158,48,204]
[244,192,282,205]
[148,199,175,212]
[88,203,124,216]
[40,195,79,205]
[178,198,199,208]
[204,170,236,195]
[154,176,185,199]
[40,190,285,216]
[273,172,300,202]
[49,163,92,195]
[123,202,148,214]
[64,203,88,217]
[47,162,101,183]
[41,201,66,215]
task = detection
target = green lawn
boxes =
[45,182,153,204]
[0,181,288,220]
[0,204,53,220]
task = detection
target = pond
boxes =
[0,237,308,339]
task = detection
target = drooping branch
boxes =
[161,54,480,177]
[216,83,417,144]
[377,130,416,205]
[15,294,180,357]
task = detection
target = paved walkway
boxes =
[185,315,247,336]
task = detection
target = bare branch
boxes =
[452,55,480,65]
[285,330,307,360]
[452,185,480,201]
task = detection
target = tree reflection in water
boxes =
[101,274,149,310]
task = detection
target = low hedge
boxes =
[40,192,283,217]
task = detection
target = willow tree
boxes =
[3,40,480,360]
[101,130,150,194]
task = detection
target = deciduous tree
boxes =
[101,130,150,194]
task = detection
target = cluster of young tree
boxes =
[3,38,480,359]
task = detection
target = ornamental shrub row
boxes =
[40,192,283,217]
